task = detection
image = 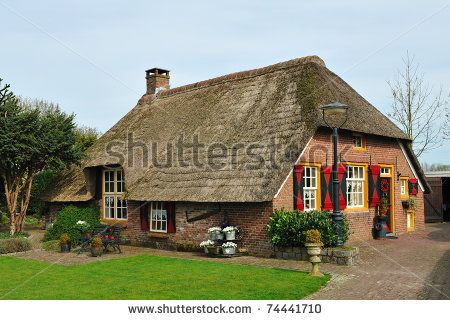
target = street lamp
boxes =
[320,101,349,247]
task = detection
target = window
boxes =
[303,166,318,211]
[400,177,409,198]
[346,165,365,208]
[103,168,127,220]
[380,167,391,176]
[353,134,365,150]
[150,202,167,232]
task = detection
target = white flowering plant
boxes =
[207,227,222,234]
[200,240,215,247]
[75,220,91,233]
[221,242,238,248]
[222,226,237,233]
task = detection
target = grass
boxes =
[0,255,329,300]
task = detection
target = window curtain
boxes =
[408,178,419,196]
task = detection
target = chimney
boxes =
[145,68,170,94]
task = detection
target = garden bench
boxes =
[104,223,122,253]
[76,224,109,254]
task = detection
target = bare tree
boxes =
[388,52,447,157]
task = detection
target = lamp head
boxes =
[321,101,349,128]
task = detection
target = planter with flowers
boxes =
[90,235,104,257]
[222,242,238,255]
[208,227,223,241]
[304,229,323,277]
[60,233,71,252]
[222,226,237,240]
[375,195,389,239]
[76,220,91,241]
[200,240,215,254]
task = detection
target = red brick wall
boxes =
[123,200,274,256]
[273,128,425,243]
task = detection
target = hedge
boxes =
[0,238,32,254]
[267,209,350,247]
[43,205,100,246]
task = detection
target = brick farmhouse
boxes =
[44,56,430,256]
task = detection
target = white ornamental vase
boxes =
[225,230,236,240]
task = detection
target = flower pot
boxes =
[402,201,410,209]
[222,247,236,255]
[225,230,236,240]
[210,232,223,241]
[90,246,103,257]
[60,243,71,253]
[304,243,323,277]
[207,245,221,255]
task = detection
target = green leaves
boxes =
[267,209,350,247]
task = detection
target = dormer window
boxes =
[103,168,127,220]
[353,134,366,150]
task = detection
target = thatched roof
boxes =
[45,55,429,203]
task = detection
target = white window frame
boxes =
[380,167,391,176]
[150,201,168,233]
[400,177,409,197]
[353,135,362,148]
[103,168,127,220]
[303,166,318,211]
[346,165,365,208]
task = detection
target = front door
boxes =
[380,176,393,232]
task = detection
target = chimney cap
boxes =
[145,68,170,76]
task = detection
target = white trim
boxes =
[274,136,313,198]
[397,140,425,192]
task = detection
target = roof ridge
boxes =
[156,55,325,98]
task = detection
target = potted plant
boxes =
[375,195,389,239]
[200,240,214,254]
[207,244,221,255]
[401,200,410,209]
[90,234,103,257]
[222,226,237,240]
[222,242,238,255]
[408,199,416,210]
[60,233,71,252]
[208,227,223,241]
[304,229,323,277]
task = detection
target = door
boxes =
[380,176,393,232]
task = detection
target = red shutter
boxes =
[338,164,347,210]
[167,202,176,233]
[320,166,333,210]
[293,165,304,210]
[368,165,381,207]
[409,178,418,195]
[140,202,149,231]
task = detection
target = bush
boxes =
[0,238,32,254]
[1,211,9,225]
[43,205,100,246]
[0,232,29,239]
[267,209,349,247]
[28,170,57,216]
[42,240,60,251]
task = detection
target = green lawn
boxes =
[0,255,329,300]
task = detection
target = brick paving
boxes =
[4,223,450,299]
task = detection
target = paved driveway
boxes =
[309,222,450,299]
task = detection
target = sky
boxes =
[0,0,449,164]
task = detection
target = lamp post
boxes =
[320,102,349,247]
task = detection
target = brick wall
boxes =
[273,128,425,243]
[124,200,274,256]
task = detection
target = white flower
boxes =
[221,242,237,248]
[208,227,222,233]
[76,220,87,225]
[200,240,215,247]
[222,226,237,233]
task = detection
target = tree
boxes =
[74,125,101,152]
[0,79,82,234]
[387,52,448,157]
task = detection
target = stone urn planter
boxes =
[304,243,323,276]
[305,229,324,277]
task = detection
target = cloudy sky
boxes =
[1,0,449,164]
